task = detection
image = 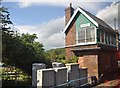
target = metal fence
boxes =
[51,76,92,88]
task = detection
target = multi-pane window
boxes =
[77,27,95,43]
[78,29,85,43]
[112,35,116,45]
[86,27,95,42]
[97,29,100,42]
[97,29,116,46]
[77,27,116,46]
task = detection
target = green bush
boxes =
[60,56,78,64]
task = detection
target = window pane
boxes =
[105,32,109,44]
[78,29,85,43]
[97,29,100,42]
[101,31,104,43]
[113,35,116,46]
[86,27,95,42]
[108,34,110,44]
[77,27,95,44]
[111,34,116,46]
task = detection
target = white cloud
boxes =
[14,25,36,34]
[96,2,119,30]
[18,0,106,10]
[3,0,118,2]
[18,0,78,8]
[15,16,65,50]
[13,1,120,50]
[18,0,32,8]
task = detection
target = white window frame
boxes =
[97,30,116,47]
[76,26,97,45]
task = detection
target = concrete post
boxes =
[66,63,80,87]
[52,62,65,68]
[54,67,67,86]
[37,68,55,88]
[32,63,46,87]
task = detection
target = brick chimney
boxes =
[65,3,74,25]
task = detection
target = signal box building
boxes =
[64,5,119,81]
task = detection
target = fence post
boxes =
[54,67,67,86]
[32,63,46,87]
[66,63,80,87]
[37,68,55,88]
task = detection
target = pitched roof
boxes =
[63,7,113,33]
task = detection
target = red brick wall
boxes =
[65,47,73,60]
[77,49,118,82]
[65,21,76,46]
[65,21,76,59]
[78,55,98,78]
[65,6,75,59]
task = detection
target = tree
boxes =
[45,48,78,64]
[3,32,50,75]
[45,48,65,62]
[1,5,51,75]
[1,4,14,65]
[0,5,13,32]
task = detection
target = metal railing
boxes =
[51,76,92,88]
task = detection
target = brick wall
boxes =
[65,5,75,59]
[65,21,76,59]
[77,49,118,82]
[98,50,118,81]
[65,7,74,25]
[65,47,74,60]
[78,54,98,79]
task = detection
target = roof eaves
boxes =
[78,7,98,27]
[63,7,79,33]
[63,7,99,33]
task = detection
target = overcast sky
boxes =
[2,0,120,50]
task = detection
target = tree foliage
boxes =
[0,6,13,32]
[1,6,51,75]
[1,4,77,77]
[45,48,65,62]
[45,48,78,64]
[2,32,52,75]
